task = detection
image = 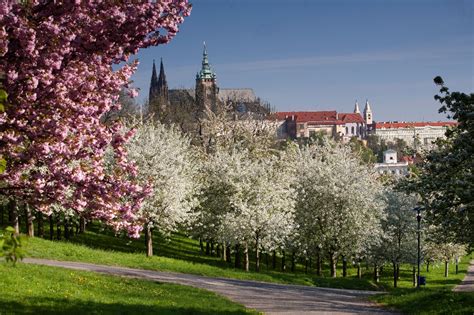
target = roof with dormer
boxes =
[338,113,365,124]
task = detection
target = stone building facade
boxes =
[273,100,372,141]
[371,121,457,148]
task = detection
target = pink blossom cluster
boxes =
[0,1,191,237]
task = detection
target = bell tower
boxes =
[363,99,373,125]
[195,42,219,114]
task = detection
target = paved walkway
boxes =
[24,258,394,314]
[453,259,474,292]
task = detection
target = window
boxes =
[299,123,305,130]
[351,126,355,134]
[345,127,348,134]
[309,130,316,137]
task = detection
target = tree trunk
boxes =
[210,241,214,256]
[226,245,232,264]
[216,243,221,258]
[397,264,400,280]
[244,242,249,272]
[281,250,286,272]
[412,266,417,286]
[37,212,44,237]
[199,237,204,253]
[56,216,61,240]
[374,264,380,283]
[272,250,276,269]
[426,262,430,272]
[79,216,86,234]
[342,256,347,277]
[222,242,226,261]
[393,261,398,288]
[206,241,210,255]
[255,237,260,272]
[25,204,34,237]
[305,257,308,274]
[316,252,322,276]
[291,250,295,272]
[444,260,449,277]
[64,218,70,240]
[146,224,153,257]
[234,244,241,269]
[329,254,337,278]
[455,258,459,274]
[9,200,19,234]
[357,261,361,279]
[49,214,54,240]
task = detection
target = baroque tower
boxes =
[363,99,373,125]
[148,58,169,117]
[195,42,219,114]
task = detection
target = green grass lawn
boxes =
[371,255,474,314]
[0,263,257,315]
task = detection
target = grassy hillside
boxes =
[25,223,380,290]
[4,221,474,314]
[0,263,257,314]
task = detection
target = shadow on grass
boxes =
[0,298,251,315]
[32,223,381,291]
[373,287,474,314]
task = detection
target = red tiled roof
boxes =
[338,113,365,124]
[273,111,365,125]
[274,111,338,123]
[374,121,457,129]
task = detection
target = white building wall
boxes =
[373,126,449,148]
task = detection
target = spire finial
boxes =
[196,41,216,80]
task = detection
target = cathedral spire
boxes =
[149,58,169,117]
[149,59,159,103]
[158,58,167,89]
[196,41,216,80]
[354,100,360,114]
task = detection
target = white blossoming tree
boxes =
[126,120,199,256]
[295,141,385,277]
[222,150,297,272]
[379,190,418,287]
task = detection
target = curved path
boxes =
[25,258,395,314]
[453,259,474,292]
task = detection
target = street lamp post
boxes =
[414,206,423,288]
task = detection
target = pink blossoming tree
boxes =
[0,1,191,237]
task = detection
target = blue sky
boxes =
[130,0,473,122]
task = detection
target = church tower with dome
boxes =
[195,42,219,114]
